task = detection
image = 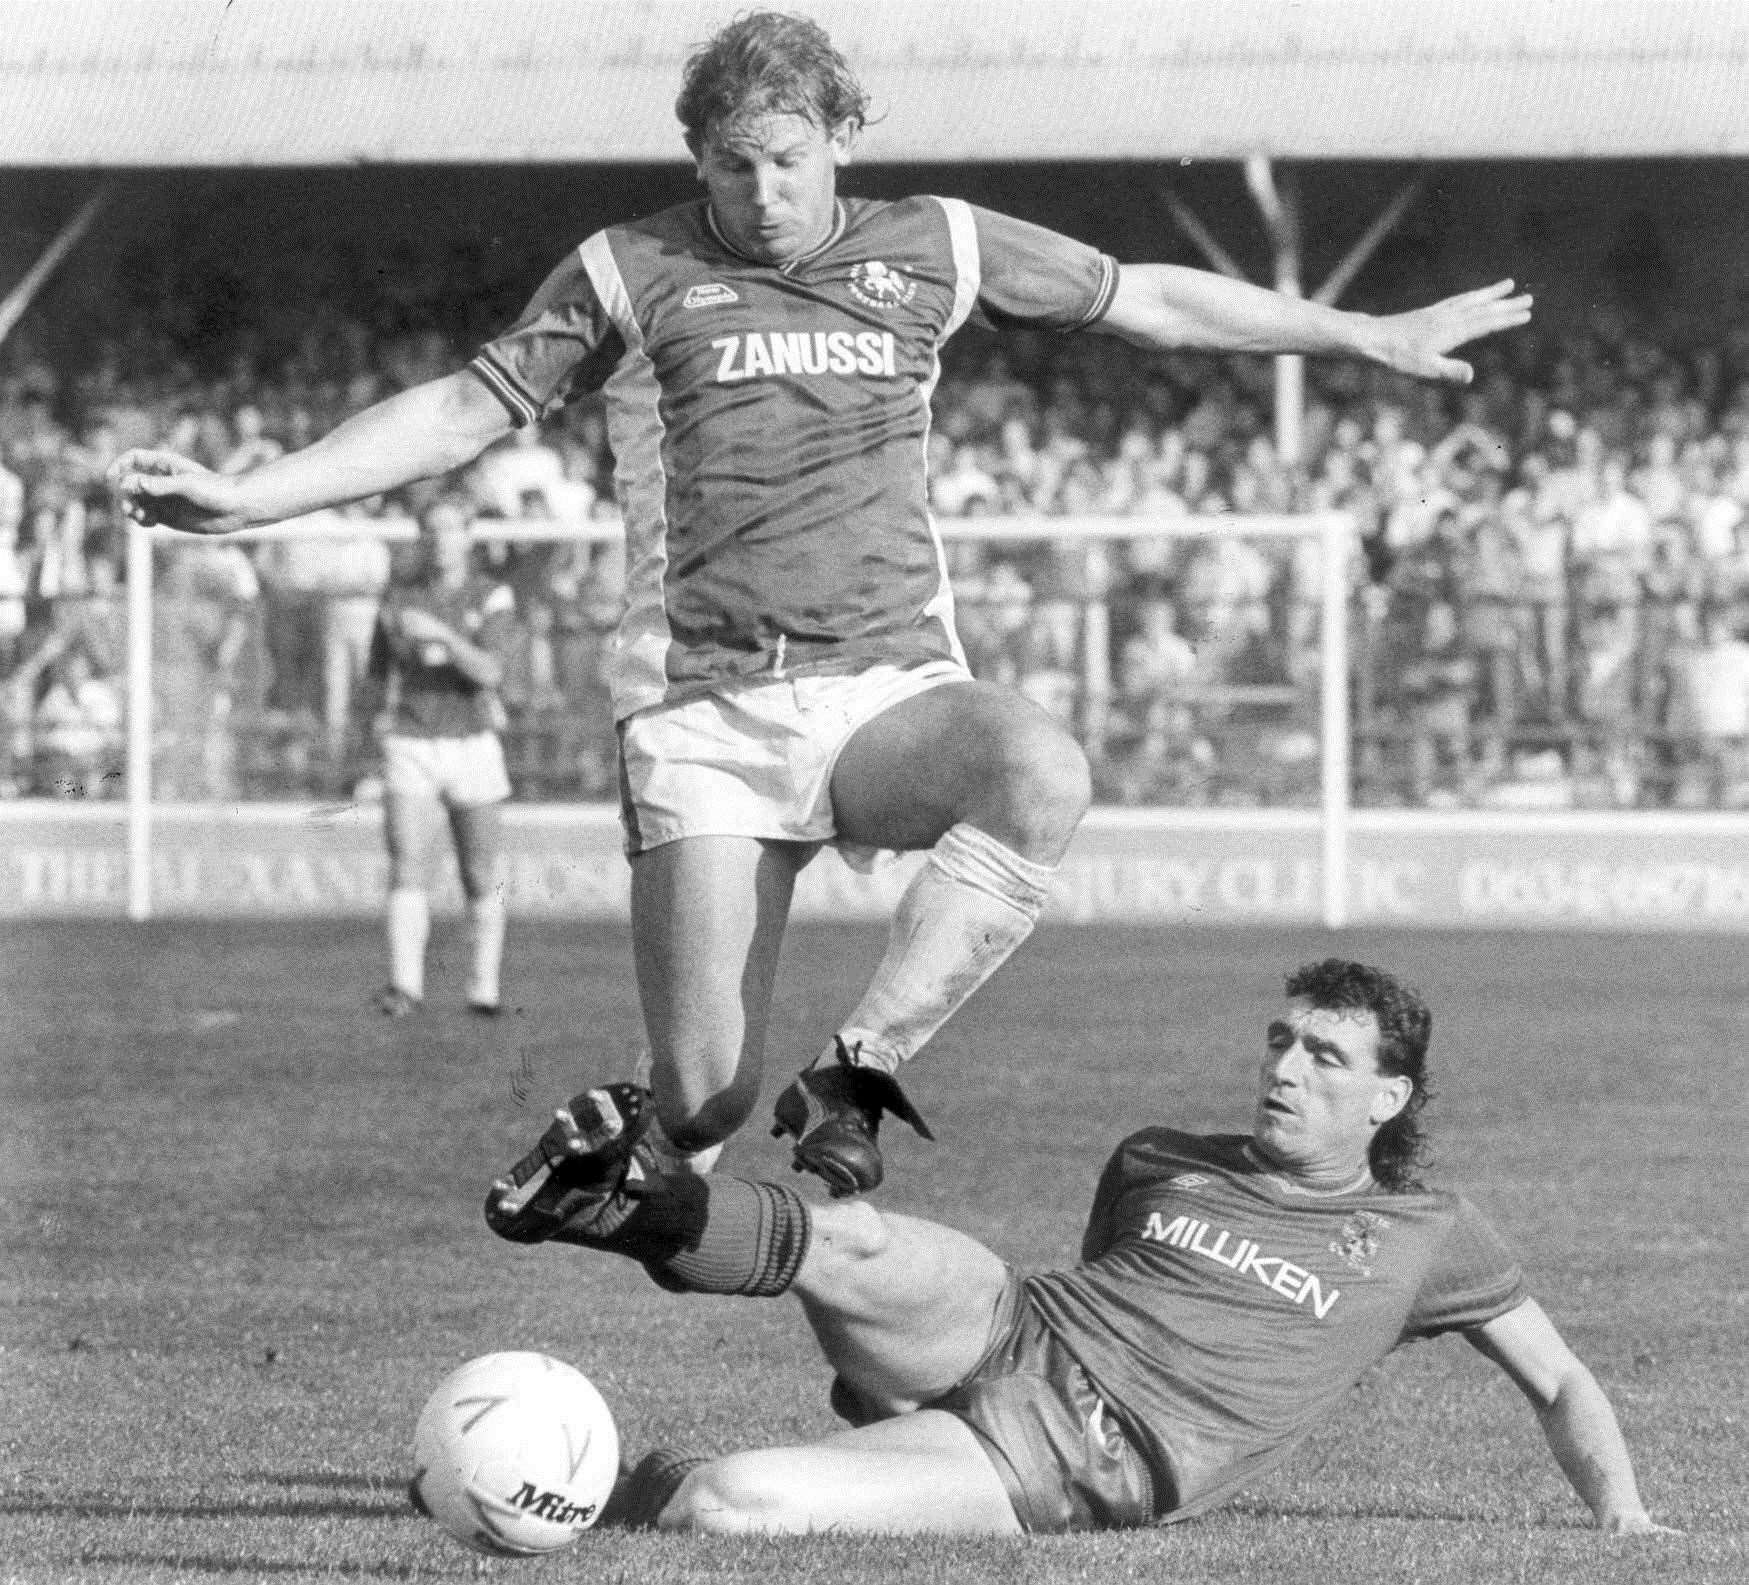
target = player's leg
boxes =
[575,1190,1020,1534]
[661,1411,1021,1535]
[775,679,1090,1189]
[449,797,508,1014]
[379,739,445,1012]
[833,676,1090,861]
[791,1197,1011,1416]
[631,834,813,1169]
[485,1093,1009,1409]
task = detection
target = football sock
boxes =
[833,822,1055,1074]
[465,891,506,1007]
[600,1448,709,1530]
[558,1175,810,1298]
[386,887,429,999]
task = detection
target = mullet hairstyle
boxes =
[676,10,871,155]
[1284,958,1434,1192]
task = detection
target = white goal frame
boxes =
[123,511,1356,925]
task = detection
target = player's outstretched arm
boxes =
[1467,1298,1677,1537]
[1093,265,1531,385]
[109,371,515,536]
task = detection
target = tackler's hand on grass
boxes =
[1366,279,1534,385]
[1604,1509,1682,1539]
[108,448,251,536]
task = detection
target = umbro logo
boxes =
[684,283,739,308]
[1169,1173,1211,1190]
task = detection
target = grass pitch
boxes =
[2,917,1745,1583]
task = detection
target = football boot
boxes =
[484,1082,655,1244]
[770,1038,933,1197]
[374,985,421,1018]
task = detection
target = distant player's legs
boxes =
[775,680,1090,1188]
[631,834,814,1169]
[449,799,507,1012]
[382,786,443,1007]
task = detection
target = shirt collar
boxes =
[1241,1143,1375,1198]
[705,200,847,274]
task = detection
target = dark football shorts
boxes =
[925,1268,1160,1532]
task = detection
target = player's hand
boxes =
[395,609,454,644]
[1370,279,1533,385]
[108,448,251,536]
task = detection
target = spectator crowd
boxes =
[7,281,1749,812]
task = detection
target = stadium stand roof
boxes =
[6,0,1749,167]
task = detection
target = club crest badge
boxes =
[1329,1210,1391,1275]
[848,260,916,310]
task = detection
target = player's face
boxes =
[1251,998,1409,1183]
[696,111,851,265]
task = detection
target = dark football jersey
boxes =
[469,195,1117,718]
[369,572,514,738]
[1026,1129,1526,1521]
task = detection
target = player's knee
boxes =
[990,722,1091,854]
[661,1456,787,1534]
[796,1198,890,1288]
[386,850,437,893]
[653,1072,759,1153]
[456,855,503,902]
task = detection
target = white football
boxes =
[411,1351,620,1556]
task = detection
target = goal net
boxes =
[118,510,1355,921]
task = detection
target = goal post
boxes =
[123,510,1356,925]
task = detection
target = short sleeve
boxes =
[469,246,628,427]
[1079,1137,1136,1264]
[968,205,1119,334]
[1402,1196,1527,1338]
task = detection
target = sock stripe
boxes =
[742,1180,811,1297]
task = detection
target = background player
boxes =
[481,959,1673,1539]
[363,494,515,1016]
[110,12,1532,1192]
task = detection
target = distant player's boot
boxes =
[484,1083,655,1244]
[770,1038,933,1197]
[374,985,421,1018]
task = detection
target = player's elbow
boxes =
[425,372,516,470]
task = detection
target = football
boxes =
[410,1351,620,1556]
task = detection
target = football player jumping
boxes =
[112,13,1532,1197]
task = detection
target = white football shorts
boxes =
[382,731,512,809]
[617,659,970,863]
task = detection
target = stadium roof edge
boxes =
[5,0,1749,166]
